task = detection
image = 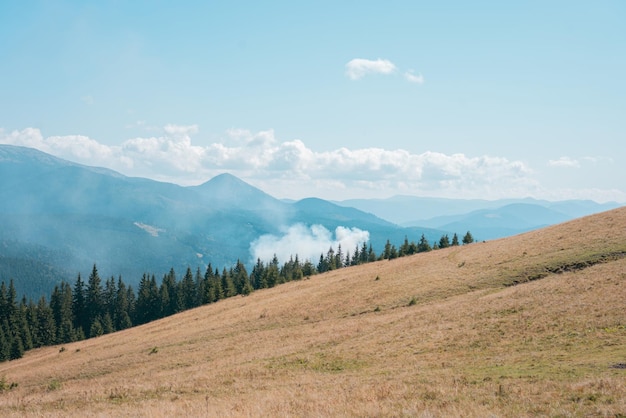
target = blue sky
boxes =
[1,1,625,202]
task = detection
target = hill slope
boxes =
[0,145,448,298]
[0,210,625,417]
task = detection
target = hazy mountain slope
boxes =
[291,198,444,251]
[416,203,572,240]
[1,207,624,417]
[338,195,622,231]
[0,145,448,298]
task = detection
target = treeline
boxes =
[0,231,474,362]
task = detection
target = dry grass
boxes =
[1,207,625,417]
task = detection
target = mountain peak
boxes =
[190,173,283,210]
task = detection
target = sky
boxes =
[1,1,625,202]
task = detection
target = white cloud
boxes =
[5,125,622,202]
[548,157,580,168]
[249,224,370,264]
[404,70,424,84]
[345,58,397,80]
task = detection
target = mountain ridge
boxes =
[1,144,620,298]
[0,145,448,298]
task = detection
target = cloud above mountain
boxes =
[0,124,626,201]
[2,125,622,202]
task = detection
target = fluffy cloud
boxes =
[548,157,580,168]
[404,70,424,84]
[345,58,397,80]
[1,126,537,200]
[249,224,370,264]
[345,59,424,85]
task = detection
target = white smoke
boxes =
[249,224,370,264]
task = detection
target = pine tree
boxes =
[86,265,104,337]
[383,240,392,259]
[161,269,181,316]
[462,231,474,244]
[302,260,316,276]
[417,234,432,253]
[89,317,104,338]
[292,255,304,280]
[9,334,23,360]
[265,256,279,287]
[114,277,132,331]
[6,280,17,325]
[317,253,328,273]
[195,267,205,307]
[368,244,377,262]
[180,267,197,310]
[389,245,398,259]
[352,244,361,265]
[250,259,266,290]
[335,244,343,268]
[101,313,114,334]
[344,251,351,267]
[72,273,87,338]
[0,282,7,324]
[0,324,10,361]
[103,277,117,325]
[400,236,410,257]
[135,274,159,324]
[35,296,56,346]
[221,268,236,298]
[451,233,460,246]
[233,260,251,295]
[203,264,218,302]
[50,282,76,343]
[14,300,33,352]
[212,267,224,301]
[439,234,450,249]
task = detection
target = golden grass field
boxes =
[1,207,625,417]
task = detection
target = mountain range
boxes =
[337,196,621,240]
[0,145,440,297]
[0,144,621,298]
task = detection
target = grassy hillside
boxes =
[1,208,625,417]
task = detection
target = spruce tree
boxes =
[72,273,87,338]
[368,244,377,262]
[9,334,23,360]
[233,260,251,295]
[451,233,460,246]
[180,267,197,310]
[221,268,236,298]
[250,259,266,290]
[86,265,104,337]
[114,277,132,331]
[0,282,7,324]
[36,296,56,346]
[0,325,9,361]
[462,231,474,245]
[417,234,432,253]
[204,264,218,302]
[302,260,316,276]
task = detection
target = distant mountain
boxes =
[415,203,571,240]
[0,145,448,298]
[5,144,617,299]
[336,196,622,240]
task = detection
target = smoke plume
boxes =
[250,224,369,264]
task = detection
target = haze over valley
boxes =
[0,144,619,299]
